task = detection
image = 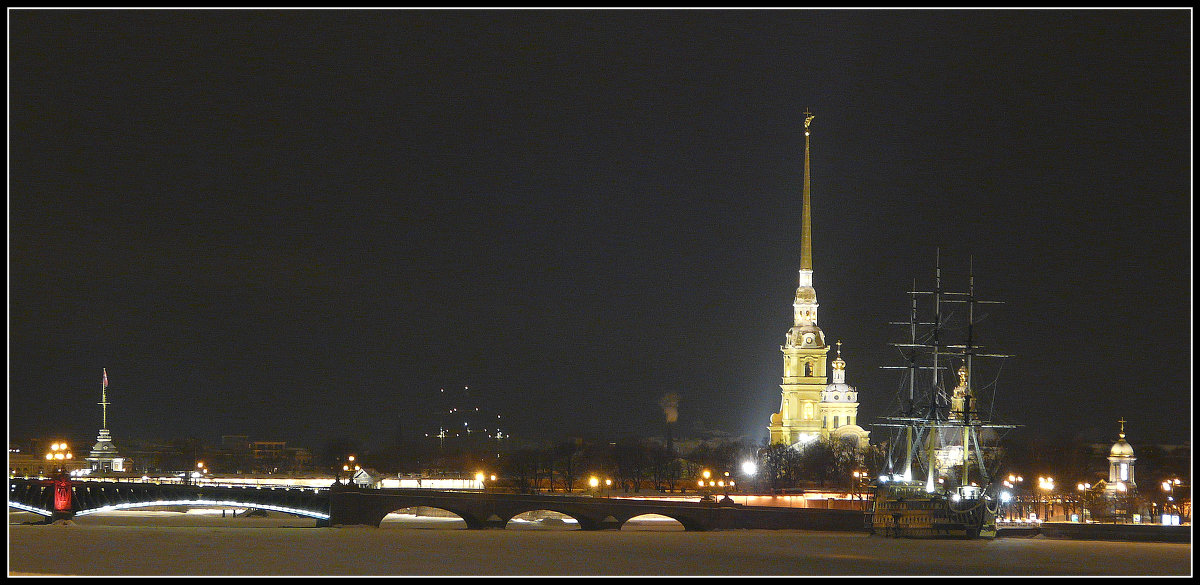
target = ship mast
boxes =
[877,253,1016,492]
[926,250,943,492]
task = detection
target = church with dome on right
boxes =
[766,111,869,450]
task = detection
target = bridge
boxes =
[9,478,865,532]
[9,477,330,522]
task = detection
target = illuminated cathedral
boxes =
[767,111,870,450]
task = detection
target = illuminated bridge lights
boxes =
[71,499,330,520]
[9,501,54,516]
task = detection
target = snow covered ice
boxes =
[8,510,1191,576]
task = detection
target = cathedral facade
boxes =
[767,112,869,450]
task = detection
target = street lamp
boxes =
[1160,480,1174,522]
[589,475,600,496]
[742,460,758,492]
[1038,476,1055,520]
[699,470,715,502]
[45,442,73,475]
[338,454,360,486]
[718,471,735,503]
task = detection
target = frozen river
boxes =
[8,511,1191,576]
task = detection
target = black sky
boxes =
[9,9,1192,449]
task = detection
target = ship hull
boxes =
[867,484,997,539]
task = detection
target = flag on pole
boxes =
[103,368,108,388]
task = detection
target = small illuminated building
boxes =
[1087,418,1141,521]
[1105,418,1137,495]
[352,467,388,489]
[86,429,126,473]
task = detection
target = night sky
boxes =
[9,10,1192,449]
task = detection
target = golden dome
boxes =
[1110,438,1135,458]
[1110,418,1134,457]
[795,286,817,303]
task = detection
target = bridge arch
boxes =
[381,506,471,529]
[71,499,330,521]
[619,513,687,531]
[366,503,492,529]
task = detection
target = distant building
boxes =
[1088,419,1143,521]
[8,441,89,477]
[352,467,388,488]
[1103,418,1137,494]
[216,436,311,474]
[85,369,127,473]
[767,112,869,450]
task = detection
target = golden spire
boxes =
[801,108,814,271]
[1118,417,1126,439]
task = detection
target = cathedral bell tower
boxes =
[769,110,829,446]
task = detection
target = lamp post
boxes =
[1002,474,1024,521]
[44,442,73,475]
[589,475,600,497]
[698,469,715,502]
[1076,483,1092,522]
[742,460,758,494]
[718,471,734,503]
[339,454,359,486]
[193,461,209,484]
[1037,476,1055,520]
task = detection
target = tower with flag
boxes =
[86,368,126,473]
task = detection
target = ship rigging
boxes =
[868,252,1019,538]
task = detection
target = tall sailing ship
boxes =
[867,253,1018,539]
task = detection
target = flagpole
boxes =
[100,368,109,430]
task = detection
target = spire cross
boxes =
[1118,417,1126,438]
[836,340,842,357]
